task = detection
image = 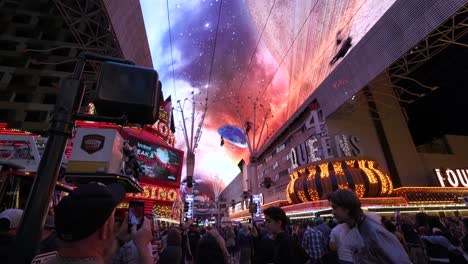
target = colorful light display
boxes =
[141,0,397,186]
[126,183,179,202]
[287,158,394,204]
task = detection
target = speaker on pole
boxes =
[94,61,161,125]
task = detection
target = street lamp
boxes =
[236,97,273,195]
[175,89,208,194]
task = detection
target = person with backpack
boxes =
[327,189,411,263]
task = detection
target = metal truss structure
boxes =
[53,0,124,106]
[333,4,468,121]
[53,0,122,59]
[389,3,468,82]
[350,2,468,109]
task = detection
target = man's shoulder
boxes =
[360,217,407,248]
[361,216,384,229]
[305,228,322,235]
[276,232,296,247]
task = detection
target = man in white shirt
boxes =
[329,223,353,264]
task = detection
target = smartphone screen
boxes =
[128,201,145,232]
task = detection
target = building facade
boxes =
[0,0,152,132]
[221,1,468,219]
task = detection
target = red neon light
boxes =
[75,120,121,130]
[122,128,166,145]
[0,123,39,137]
[126,183,179,202]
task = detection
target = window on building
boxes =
[43,94,57,105]
[279,169,289,178]
[39,76,60,87]
[0,91,13,101]
[0,110,10,121]
[272,161,279,170]
[12,14,31,24]
[273,174,279,181]
[24,110,47,122]
[265,155,272,162]
[276,144,285,153]
[14,93,31,103]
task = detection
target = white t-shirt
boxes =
[330,223,353,262]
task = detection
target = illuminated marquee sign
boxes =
[148,97,175,146]
[434,168,468,187]
[252,194,263,220]
[290,108,362,168]
[126,183,178,202]
[185,194,194,219]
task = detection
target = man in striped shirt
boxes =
[302,224,328,264]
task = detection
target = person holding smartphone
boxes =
[43,183,155,264]
[112,201,158,264]
[128,201,145,232]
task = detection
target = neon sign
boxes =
[126,183,178,202]
[290,108,362,168]
[434,168,468,187]
[252,194,263,220]
[185,194,194,219]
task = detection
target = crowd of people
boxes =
[1,184,468,263]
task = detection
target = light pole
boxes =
[175,91,208,196]
[236,97,272,195]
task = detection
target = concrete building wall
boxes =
[370,73,429,187]
[327,92,390,175]
[0,0,153,132]
[0,0,78,131]
[447,135,468,158]
[104,0,153,68]
[420,135,468,186]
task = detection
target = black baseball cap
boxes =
[55,183,126,242]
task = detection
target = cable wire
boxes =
[259,1,319,99]
[166,0,177,100]
[194,0,224,149]
[206,0,224,98]
[236,0,276,96]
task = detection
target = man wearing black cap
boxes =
[44,183,154,264]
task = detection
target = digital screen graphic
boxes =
[141,0,396,191]
[127,136,183,184]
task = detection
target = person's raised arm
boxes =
[131,217,154,264]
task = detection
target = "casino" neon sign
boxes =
[126,183,178,202]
